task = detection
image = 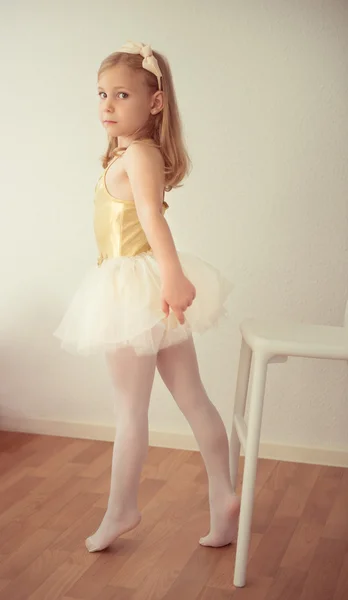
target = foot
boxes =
[85,508,141,553]
[199,494,240,548]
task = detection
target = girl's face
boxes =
[97,65,162,141]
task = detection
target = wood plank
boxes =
[198,586,235,599]
[264,567,307,600]
[281,465,344,571]
[0,465,89,531]
[70,440,111,464]
[274,463,321,520]
[231,576,274,599]
[333,552,348,600]
[251,461,299,533]
[0,432,347,599]
[0,475,43,514]
[160,546,227,600]
[0,548,69,600]
[206,532,262,591]
[0,529,59,579]
[125,506,209,599]
[27,546,97,600]
[299,538,347,600]
[66,539,140,599]
[323,470,348,540]
[247,516,298,578]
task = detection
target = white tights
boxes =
[85,337,240,552]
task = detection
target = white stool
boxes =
[230,317,348,588]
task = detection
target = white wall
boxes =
[1,0,348,464]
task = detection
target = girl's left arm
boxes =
[123,142,195,324]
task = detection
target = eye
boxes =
[98,91,107,99]
[117,92,129,99]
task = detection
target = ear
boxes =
[150,91,164,115]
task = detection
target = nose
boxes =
[105,97,114,111]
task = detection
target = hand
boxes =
[161,273,196,324]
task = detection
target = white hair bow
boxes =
[119,41,163,90]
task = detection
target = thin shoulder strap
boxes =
[104,152,122,172]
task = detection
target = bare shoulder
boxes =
[123,141,164,172]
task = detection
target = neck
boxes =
[117,135,136,149]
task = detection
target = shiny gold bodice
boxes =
[94,156,168,265]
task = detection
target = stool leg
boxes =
[234,354,268,588]
[230,338,252,491]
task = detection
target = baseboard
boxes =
[1,415,347,468]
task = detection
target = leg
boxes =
[234,355,268,588]
[230,338,252,490]
[157,337,240,547]
[85,346,157,552]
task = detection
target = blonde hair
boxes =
[97,48,191,190]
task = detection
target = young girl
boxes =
[54,41,240,553]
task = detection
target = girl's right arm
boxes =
[123,142,196,324]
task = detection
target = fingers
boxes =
[161,298,170,317]
[185,288,196,308]
[162,285,196,324]
[174,308,185,325]
[163,302,186,324]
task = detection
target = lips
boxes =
[104,120,117,124]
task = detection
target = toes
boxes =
[199,535,217,547]
[85,537,98,553]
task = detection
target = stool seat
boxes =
[241,318,348,360]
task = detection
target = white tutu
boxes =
[54,252,233,356]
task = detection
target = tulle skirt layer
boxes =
[53,252,233,356]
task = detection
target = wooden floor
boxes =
[0,432,347,600]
